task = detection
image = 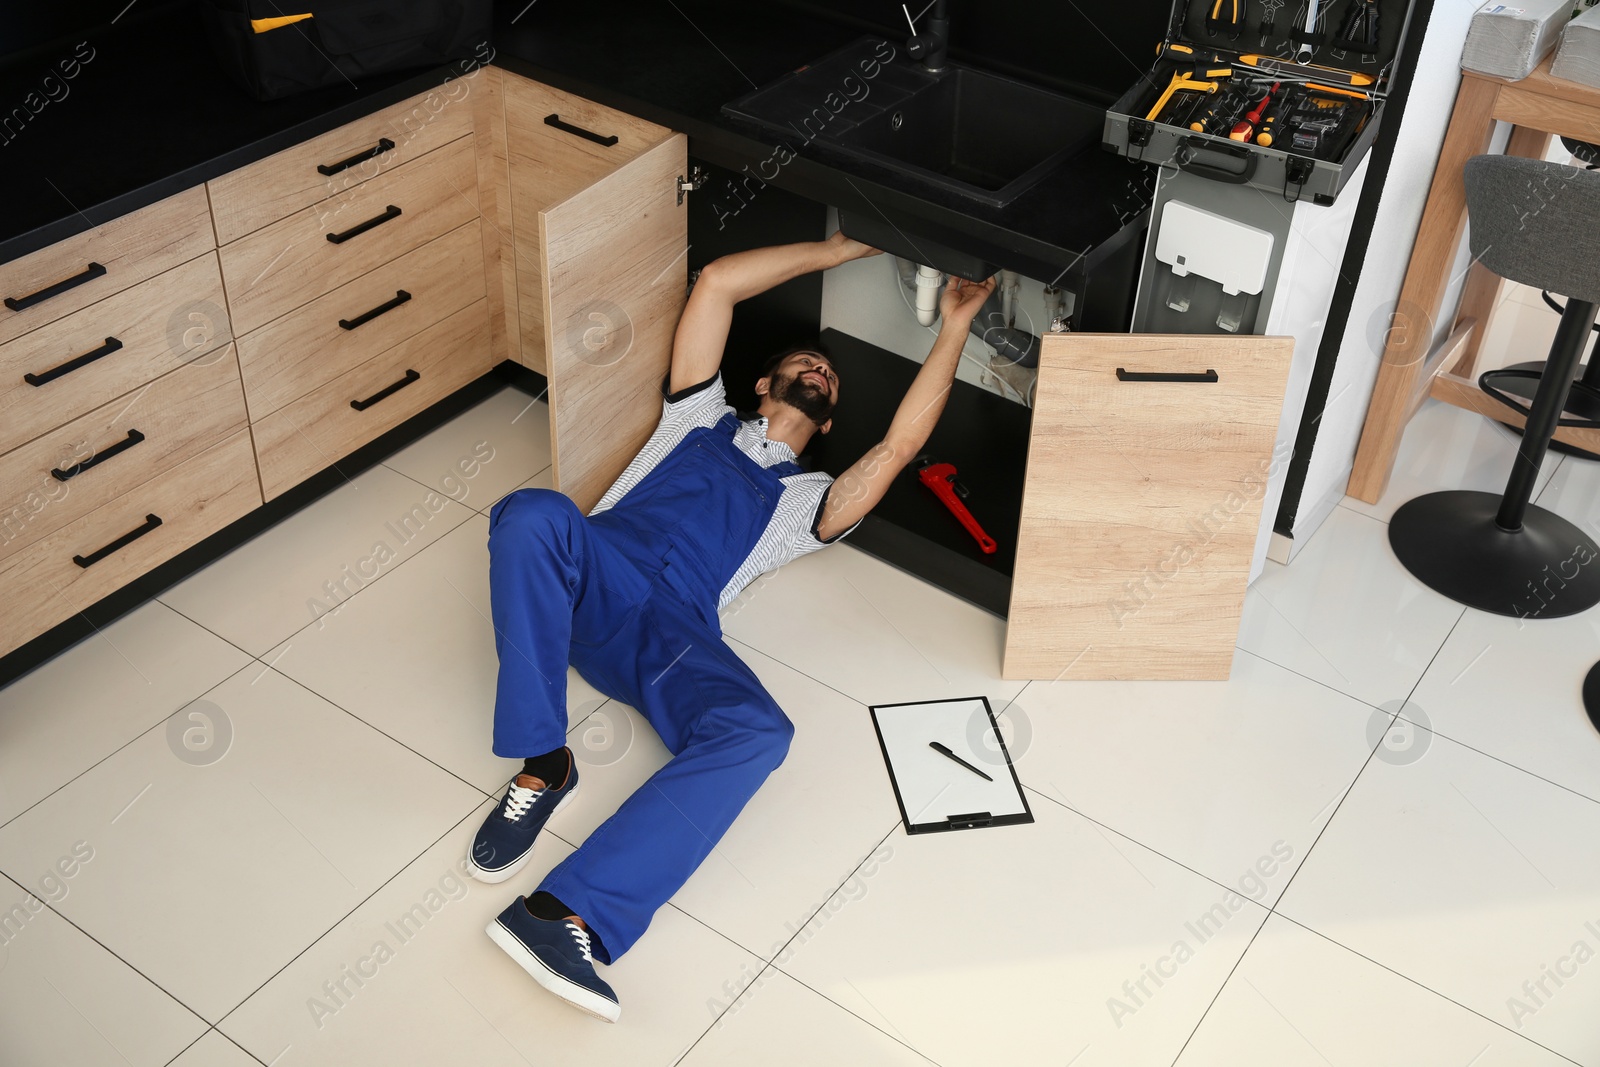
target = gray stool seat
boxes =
[1389,154,1600,626]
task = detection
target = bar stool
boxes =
[1389,154,1600,619]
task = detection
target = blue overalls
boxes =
[486,411,802,964]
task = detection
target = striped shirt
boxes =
[588,371,860,611]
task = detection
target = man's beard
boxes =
[769,369,835,425]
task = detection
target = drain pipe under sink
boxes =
[913,263,943,326]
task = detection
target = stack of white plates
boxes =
[1461,0,1573,80]
[1553,3,1600,85]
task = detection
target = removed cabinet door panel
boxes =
[1004,332,1294,681]
[542,132,688,515]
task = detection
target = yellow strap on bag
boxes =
[250,13,313,33]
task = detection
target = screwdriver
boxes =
[1230,81,1278,141]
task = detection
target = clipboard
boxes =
[868,696,1033,835]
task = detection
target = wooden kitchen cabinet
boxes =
[490,70,690,513]
[1003,332,1294,681]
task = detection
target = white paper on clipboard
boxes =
[869,696,1033,834]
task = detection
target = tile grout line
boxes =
[209,799,494,1033]
[1163,606,1471,1062]
[665,820,944,1067]
[1271,913,1587,1067]
[0,656,262,837]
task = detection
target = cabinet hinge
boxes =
[676,166,706,206]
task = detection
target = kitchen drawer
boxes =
[0,430,260,658]
[209,85,476,245]
[236,221,486,420]
[220,137,478,335]
[0,187,214,346]
[253,299,492,499]
[1003,332,1293,681]
[503,77,673,211]
[0,253,231,455]
[0,346,249,562]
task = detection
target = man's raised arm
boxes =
[669,231,880,395]
[815,274,996,542]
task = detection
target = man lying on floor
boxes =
[469,230,995,1022]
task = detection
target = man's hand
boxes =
[939,274,996,327]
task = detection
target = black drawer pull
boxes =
[73,513,162,568]
[326,205,401,244]
[317,137,396,176]
[544,113,619,147]
[339,290,411,330]
[350,369,420,410]
[52,428,145,481]
[1116,368,1219,383]
[25,336,123,386]
[6,262,107,312]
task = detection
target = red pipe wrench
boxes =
[914,456,997,555]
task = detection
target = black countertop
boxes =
[0,4,466,265]
[0,0,1151,276]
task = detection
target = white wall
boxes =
[1292,0,1505,547]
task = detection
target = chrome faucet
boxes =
[903,0,950,72]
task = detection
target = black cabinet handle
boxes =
[24,336,123,386]
[73,513,162,568]
[326,205,401,244]
[351,369,420,410]
[339,290,411,330]
[317,137,395,176]
[544,113,619,147]
[52,428,145,481]
[1116,368,1219,383]
[6,262,107,312]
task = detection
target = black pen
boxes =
[929,741,993,782]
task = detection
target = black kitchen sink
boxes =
[721,38,1104,208]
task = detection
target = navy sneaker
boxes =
[487,897,620,1022]
[467,752,579,884]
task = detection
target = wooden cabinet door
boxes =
[540,133,688,513]
[1003,332,1294,681]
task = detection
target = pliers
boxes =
[1206,0,1246,40]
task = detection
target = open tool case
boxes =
[1103,0,1417,203]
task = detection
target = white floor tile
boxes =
[384,389,551,513]
[1175,914,1573,1067]
[218,799,759,1067]
[0,602,250,828]
[1339,399,1563,524]
[0,872,207,1067]
[1236,506,1465,708]
[1276,731,1600,1066]
[166,1029,261,1067]
[680,965,932,1066]
[1535,453,1600,532]
[1411,606,1600,803]
[1014,649,1379,907]
[0,666,482,1023]
[720,542,1025,711]
[265,515,606,795]
[494,462,554,508]
[160,463,475,655]
[777,796,1271,1067]
[549,639,903,963]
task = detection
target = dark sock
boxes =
[519,747,569,789]
[525,890,576,921]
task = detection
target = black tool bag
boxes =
[201,0,493,101]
